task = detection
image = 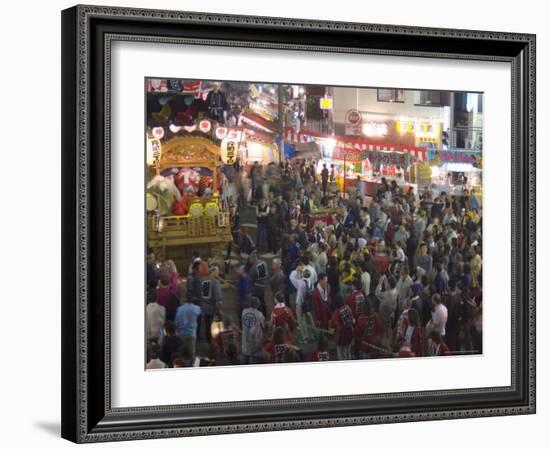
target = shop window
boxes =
[377,89,405,103]
[414,90,443,106]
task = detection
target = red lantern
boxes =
[152,126,165,139]
[215,127,228,139]
[199,120,212,133]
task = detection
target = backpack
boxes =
[302,280,313,313]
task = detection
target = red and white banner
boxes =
[284,127,427,161]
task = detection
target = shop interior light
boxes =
[323,138,337,151]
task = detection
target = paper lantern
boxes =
[199,120,212,133]
[152,127,165,139]
[210,316,224,339]
[215,127,228,140]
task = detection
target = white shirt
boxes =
[290,270,311,306]
[376,282,398,324]
[396,275,413,303]
[304,264,318,286]
[316,284,329,303]
[146,303,166,340]
[316,251,328,275]
[361,271,371,296]
[395,247,406,262]
[430,303,449,336]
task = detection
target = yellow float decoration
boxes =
[204,202,220,216]
[189,203,204,217]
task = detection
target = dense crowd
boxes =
[146,159,483,369]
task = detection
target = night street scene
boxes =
[145,79,483,369]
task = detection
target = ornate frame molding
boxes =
[61,4,536,443]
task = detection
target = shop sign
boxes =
[345,109,362,136]
[439,151,475,163]
[397,121,440,135]
[362,122,388,137]
[319,96,333,110]
[365,150,411,169]
[417,163,432,187]
[221,139,238,164]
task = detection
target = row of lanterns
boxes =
[151,120,235,141]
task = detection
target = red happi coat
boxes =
[270,304,297,343]
[264,341,292,363]
[308,350,330,362]
[329,305,355,346]
[354,312,382,353]
[345,289,367,318]
[312,285,333,327]
[429,341,451,356]
[394,311,410,343]
[398,324,423,357]
[214,328,241,356]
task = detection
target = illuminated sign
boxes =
[362,122,388,137]
[397,121,441,135]
[319,97,333,110]
[345,109,362,125]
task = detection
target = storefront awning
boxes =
[284,127,427,161]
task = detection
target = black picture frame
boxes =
[61,4,536,443]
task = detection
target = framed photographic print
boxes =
[61,4,536,443]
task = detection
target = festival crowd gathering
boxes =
[146,157,483,369]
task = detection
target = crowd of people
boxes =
[146,158,483,369]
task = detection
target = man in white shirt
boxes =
[146,295,166,342]
[396,265,413,305]
[290,265,316,342]
[375,275,398,338]
[302,260,318,286]
[426,293,448,337]
[360,268,371,297]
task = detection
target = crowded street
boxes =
[145,80,483,369]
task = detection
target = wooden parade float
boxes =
[147,135,232,267]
